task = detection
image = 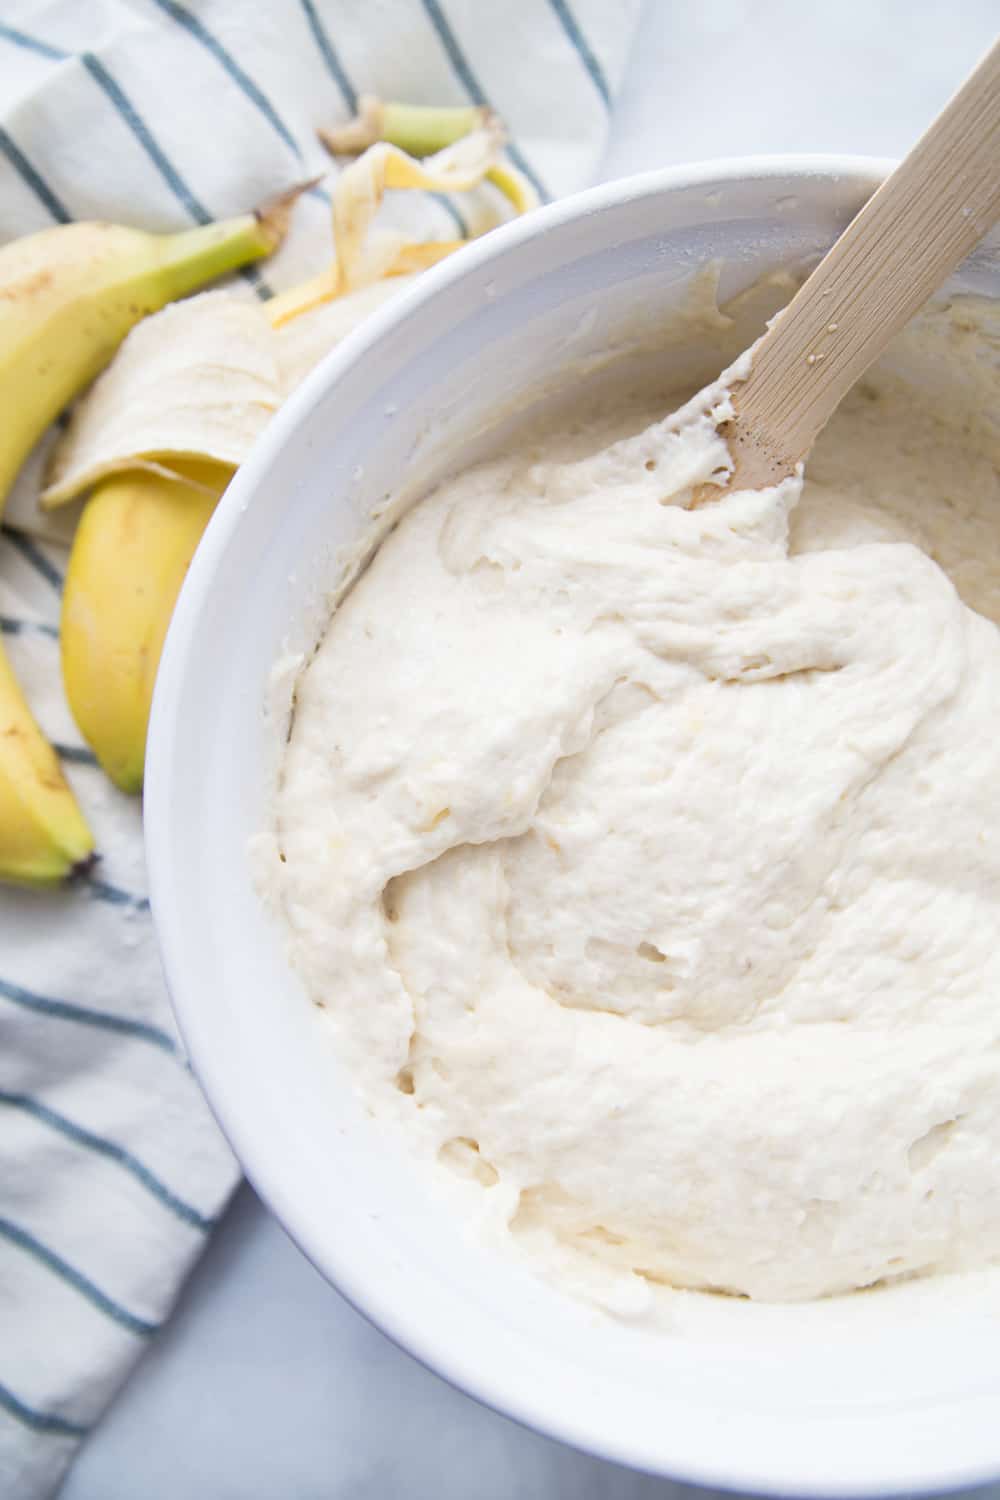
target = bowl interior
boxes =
[146,160,1000,1498]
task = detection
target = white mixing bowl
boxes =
[145,157,1000,1497]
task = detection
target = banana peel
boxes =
[266,125,521,325]
[61,460,232,793]
[320,96,537,220]
[44,292,279,506]
[330,126,508,293]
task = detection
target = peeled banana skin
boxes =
[0,214,276,514]
[0,637,94,887]
[61,461,233,793]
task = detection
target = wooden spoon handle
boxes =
[719,35,1000,495]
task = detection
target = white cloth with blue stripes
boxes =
[0,1,640,1494]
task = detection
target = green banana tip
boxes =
[319,97,504,159]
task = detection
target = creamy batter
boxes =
[272,295,1000,1307]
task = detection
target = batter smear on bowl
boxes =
[272,297,1000,1310]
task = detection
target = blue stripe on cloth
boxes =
[0,23,273,297]
[418,0,550,202]
[79,52,210,223]
[545,0,610,108]
[431,192,468,238]
[146,0,302,159]
[297,0,357,111]
[52,744,100,768]
[241,260,273,300]
[0,20,68,61]
[0,24,272,294]
[83,874,151,913]
[0,1216,158,1337]
[0,1090,213,1231]
[78,52,273,301]
[1,616,59,641]
[0,1380,89,1439]
[0,126,72,222]
[0,976,178,1056]
[1,529,64,592]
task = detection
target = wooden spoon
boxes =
[697,36,1000,502]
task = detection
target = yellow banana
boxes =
[0,195,294,513]
[61,460,232,793]
[0,637,94,886]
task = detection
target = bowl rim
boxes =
[146,152,1000,1498]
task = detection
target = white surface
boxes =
[63,4,1000,1498]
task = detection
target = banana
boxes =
[0,194,295,513]
[61,459,232,793]
[0,637,94,886]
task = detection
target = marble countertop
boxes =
[62,4,1000,1496]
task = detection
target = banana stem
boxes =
[157,181,312,299]
[382,101,496,156]
[157,217,274,297]
[321,97,498,158]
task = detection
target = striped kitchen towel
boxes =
[0,2,641,1495]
